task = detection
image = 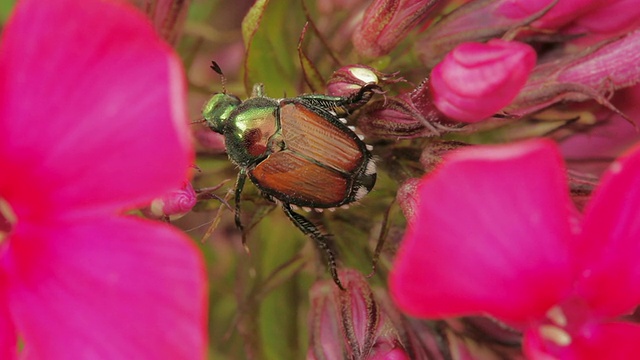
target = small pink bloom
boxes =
[390,139,640,358]
[142,181,198,220]
[431,39,536,123]
[0,0,206,358]
[353,0,438,57]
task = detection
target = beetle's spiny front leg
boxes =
[281,203,345,290]
[234,171,249,253]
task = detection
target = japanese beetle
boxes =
[203,62,377,289]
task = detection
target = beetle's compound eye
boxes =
[202,93,241,133]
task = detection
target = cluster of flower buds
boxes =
[348,0,640,128]
[338,0,640,358]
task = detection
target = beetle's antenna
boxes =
[210,60,227,94]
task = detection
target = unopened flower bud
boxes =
[396,178,421,224]
[307,269,409,360]
[142,181,197,220]
[130,0,190,44]
[431,39,536,123]
[353,0,438,57]
[507,30,640,117]
[567,0,640,45]
[417,0,554,67]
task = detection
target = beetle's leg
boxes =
[338,82,381,115]
[234,170,249,252]
[296,83,380,117]
[281,204,345,290]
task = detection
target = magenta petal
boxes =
[571,322,640,359]
[524,321,640,359]
[0,0,192,213]
[577,144,640,316]
[390,139,575,324]
[4,217,207,359]
[0,298,17,360]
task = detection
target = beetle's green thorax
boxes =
[202,93,242,133]
[223,97,280,167]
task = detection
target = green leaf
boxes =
[254,213,306,359]
[0,0,16,23]
[241,0,306,96]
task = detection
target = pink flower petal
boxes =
[524,321,640,359]
[576,143,640,316]
[561,85,640,176]
[430,40,536,123]
[390,139,576,324]
[571,321,640,359]
[3,217,207,359]
[0,299,17,360]
[0,0,192,215]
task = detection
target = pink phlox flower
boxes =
[0,0,207,358]
[390,138,640,358]
[430,39,536,123]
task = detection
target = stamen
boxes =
[546,305,568,327]
[0,197,17,242]
[539,325,572,346]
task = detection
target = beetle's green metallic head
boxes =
[202,93,242,133]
